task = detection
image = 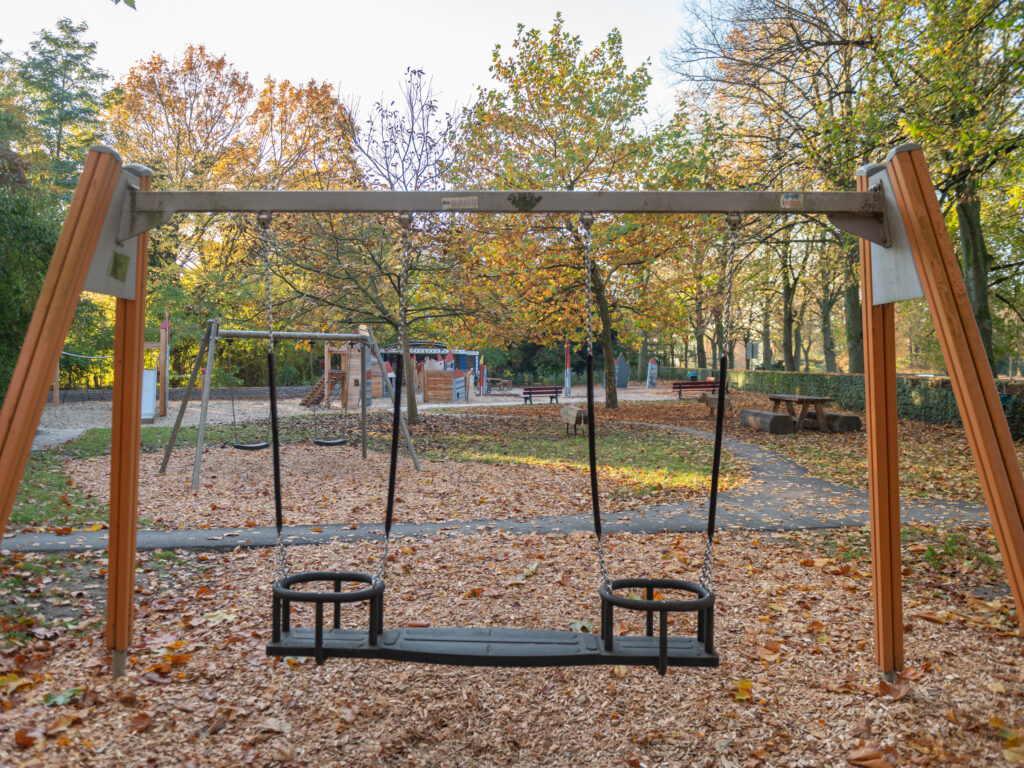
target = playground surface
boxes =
[3,397,1023,766]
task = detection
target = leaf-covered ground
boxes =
[573,395,1024,503]
[52,413,744,532]
[0,525,1020,767]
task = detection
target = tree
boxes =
[668,0,896,373]
[17,18,107,191]
[106,47,362,375]
[451,14,654,407]
[873,0,1024,366]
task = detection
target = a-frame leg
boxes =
[859,170,903,678]
[107,166,152,677]
[0,147,123,533]
[886,144,1024,622]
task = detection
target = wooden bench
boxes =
[522,385,561,404]
[671,380,722,399]
[739,408,795,434]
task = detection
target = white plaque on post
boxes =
[84,167,140,300]
[861,163,924,305]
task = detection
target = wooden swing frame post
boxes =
[1,145,1023,680]
[859,169,904,677]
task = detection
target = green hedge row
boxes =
[728,369,1024,440]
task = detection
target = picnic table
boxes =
[766,394,832,432]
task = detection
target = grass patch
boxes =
[408,420,745,500]
[60,413,332,460]
[10,452,106,529]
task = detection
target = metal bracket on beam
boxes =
[827,211,891,247]
[119,187,175,242]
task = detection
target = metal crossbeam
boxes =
[124,189,888,244]
[217,329,367,344]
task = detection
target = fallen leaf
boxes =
[128,711,154,732]
[847,746,890,767]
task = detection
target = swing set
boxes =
[1,144,1023,681]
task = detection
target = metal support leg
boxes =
[159,320,212,474]
[360,343,367,459]
[191,320,219,491]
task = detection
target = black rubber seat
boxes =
[599,577,715,675]
[233,441,270,451]
[313,437,348,447]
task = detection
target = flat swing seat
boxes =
[313,437,348,447]
[233,441,270,451]
[266,571,717,673]
[266,625,718,668]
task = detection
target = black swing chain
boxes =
[699,213,741,592]
[373,213,413,585]
[579,212,611,589]
[258,211,288,581]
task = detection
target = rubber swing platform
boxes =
[265,572,717,672]
[267,625,717,668]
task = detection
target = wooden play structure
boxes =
[1,144,1022,679]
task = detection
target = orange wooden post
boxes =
[0,147,123,533]
[858,168,903,678]
[886,144,1024,618]
[107,166,152,677]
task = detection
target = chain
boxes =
[373,537,389,585]
[372,213,414,586]
[699,536,714,592]
[723,212,741,346]
[258,212,275,351]
[276,530,288,580]
[699,213,741,593]
[258,211,289,580]
[579,212,610,588]
[581,213,595,357]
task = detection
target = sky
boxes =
[3,0,689,123]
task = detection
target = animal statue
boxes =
[696,390,733,416]
[560,404,588,436]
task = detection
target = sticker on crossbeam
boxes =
[441,196,479,211]
[780,193,803,209]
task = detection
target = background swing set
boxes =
[0,143,1022,680]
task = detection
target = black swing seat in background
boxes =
[312,436,348,447]
[234,440,270,451]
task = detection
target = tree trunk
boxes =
[400,332,418,424]
[782,279,796,372]
[820,297,837,372]
[591,265,618,408]
[761,306,772,370]
[398,263,419,424]
[956,190,994,367]
[844,244,864,373]
[793,318,802,373]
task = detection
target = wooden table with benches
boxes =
[766,394,832,432]
[521,385,561,404]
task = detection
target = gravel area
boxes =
[35,385,684,432]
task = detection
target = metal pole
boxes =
[159,320,211,474]
[360,342,367,459]
[191,319,220,491]
[218,329,367,343]
[365,327,420,471]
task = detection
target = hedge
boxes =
[727,369,1024,440]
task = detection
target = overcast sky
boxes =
[3,0,689,123]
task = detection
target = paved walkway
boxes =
[4,425,989,554]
